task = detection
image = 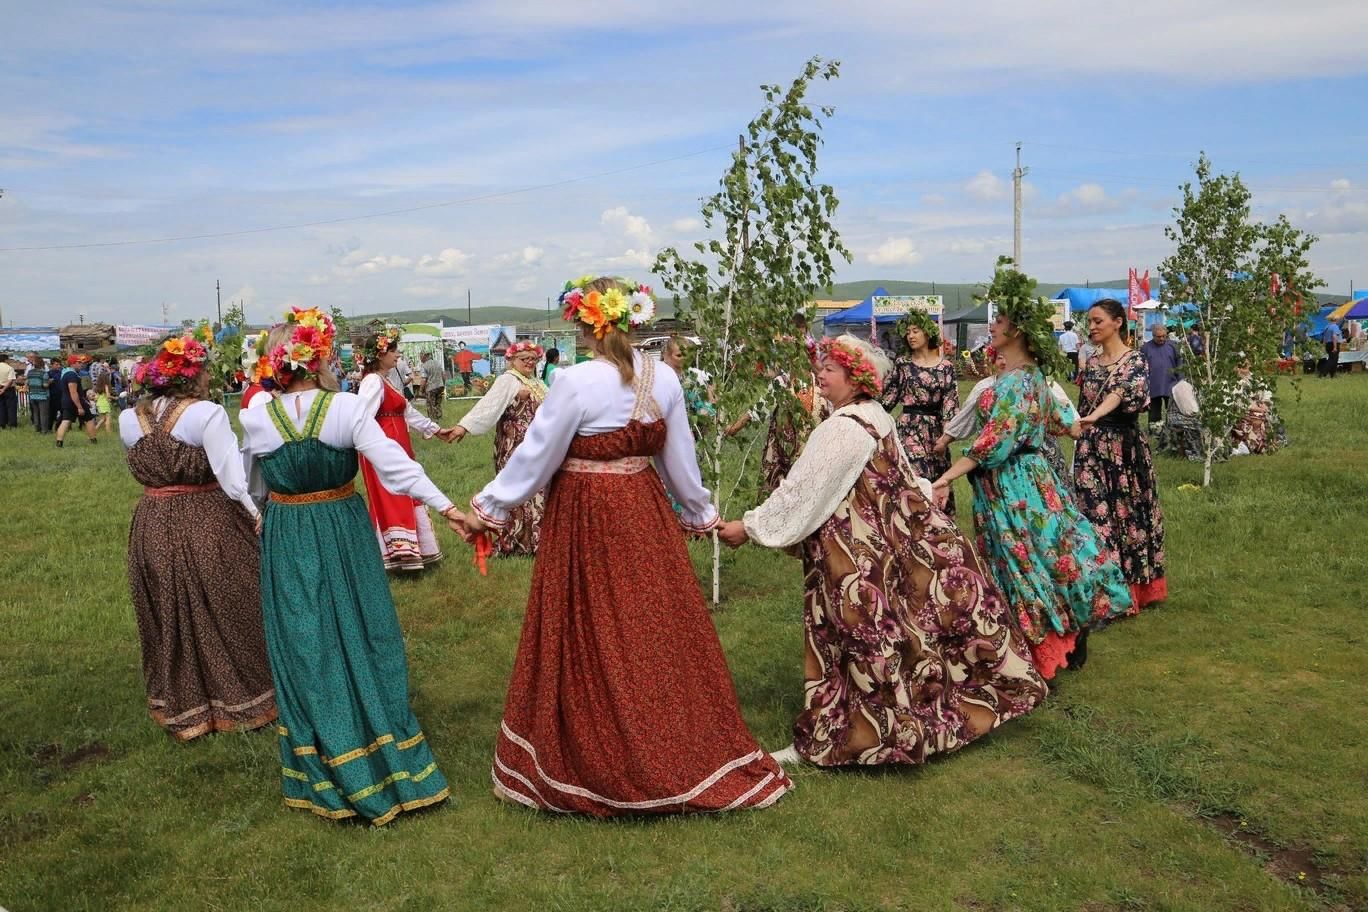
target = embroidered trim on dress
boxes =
[497,720,778,810]
[560,456,651,475]
[269,480,356,505]
[470,497,510,530]
[143,482,220,498]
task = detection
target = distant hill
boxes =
[350,278,1341,327]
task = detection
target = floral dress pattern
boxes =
[1074,353,1168,611]
[760,380,827,497]
[493,390,544,556]
[880,358,959,512]
[966,369,1131,678]
[795,414,1046,766]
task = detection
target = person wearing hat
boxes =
[0,352,18,429]
[55,354,98,446]
[718,333,1046,767]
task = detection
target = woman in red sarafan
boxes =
[458,274,791,816]
[354,325,460,570]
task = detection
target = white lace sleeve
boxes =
[458,372,519,437]
[742,415,874,549]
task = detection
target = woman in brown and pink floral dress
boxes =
[719,334,1045,768]
[1074,299,1168,612]
[454,340,547,555]
[880,310,960,513]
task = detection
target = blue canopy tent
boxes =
[1051,287,1132,313]
[821,287,899,331]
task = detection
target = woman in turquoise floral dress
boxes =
[933,298,1130,679]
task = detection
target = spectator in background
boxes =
[1186,325,1206,360]
[47,358,64,418]
[388,352,414,400]
[1140,323,1182,425]
[419,350,447,419]
[55,354,99,447]
[0,353,18,429]
[1058,320,1081,376]
[541,347,561,386]
[92,370,114,433]
[25,352,52,433]
[1319,316,1343,378]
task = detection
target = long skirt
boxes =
[127,489,276,740]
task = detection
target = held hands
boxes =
[930,478,951,511]
[437,425,466,443]
[253,514,264,536]
[442,507,476,543]
[1078,413,1099,428]
[931,435,950,455]
[1067,422,1084,440]
[716,520,748,549]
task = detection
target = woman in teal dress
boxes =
[241,309,464,825]
[933,295,1130,679]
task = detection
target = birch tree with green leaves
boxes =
[1159,154,1323,487]
[654,56,851,604]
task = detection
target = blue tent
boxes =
[822,287,903,328]
[1051,287,1132,313]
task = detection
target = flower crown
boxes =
[559,275,656,338]
[894,309,941,352]
[134,328,212,392]
[358,324,402,363]
[506,340,544,359]
[268,306,337,384]
[818,338,883,398]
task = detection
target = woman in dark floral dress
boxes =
[720,335,1045,767]
[880,310,959,512]
[1074,299,1168,612]
[454,340,547,555]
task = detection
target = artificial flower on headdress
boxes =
[134,332,211,392]
[558,275,656,338]
[505,340,544,360]
[269,306,337,384]
[818,337,883,398]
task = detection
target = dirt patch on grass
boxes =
[1205,812,1358,908]
[32,741,113,769]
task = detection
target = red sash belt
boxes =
[143,482,219,498]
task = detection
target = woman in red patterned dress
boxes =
[451,340,548,556]
[458,275,791,816]
[355,325,459,570]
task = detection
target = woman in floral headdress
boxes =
[458,275,791,816]
[120,327,276,740]
[717,334,1046,768]
[933,296,1130,679]
[241,307,461,826]
[355,324,458,570]
[880,309,960,513]
[450,338,548,556]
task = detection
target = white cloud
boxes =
[1330,178,1352,192]
[965,170,1008,203]
[670,217,703,233]
[403,283,445,298]
[921,194,947,207]
[603,248,654,269]
[513,276,538,292]
[946,238,988,256]
[414,247,470,277]
[334,250,414,277]
[601,206,654,246]
[867,237,922,267]
[520,245,544,266]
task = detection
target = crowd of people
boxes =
[0,351,124,443]
[22,276,1334,829]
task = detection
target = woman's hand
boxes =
[1078,412,1099,428]
[1068,421,1084,440]
[716,520,748,548]
[442,507,475,542]
[463,507,489,536]
[930,478,951,510]
[437,425,464,443]
[515,387,531,401]
[932,435,950,455]
[253,514,264,536]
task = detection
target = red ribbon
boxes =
[472,532,493,576]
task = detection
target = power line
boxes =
[1027,166,1367,195]
[0,143,734,253]
[1020,140,1368,171]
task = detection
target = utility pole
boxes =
[546,296,551,328]
[467,288,472,325]
[216,279,222,327]
[161,301,169,324]
[1013,142,1028,271]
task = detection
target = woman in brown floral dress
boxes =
[454,340,548,555]
[880,310,960,513]
[120,332,276,740]
[1074,299,1168,612]
[719,335,1045,768]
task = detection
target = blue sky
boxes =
[3,0,1368,326]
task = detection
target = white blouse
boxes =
[356,373,440,438]
[457,372,530,437]
[741,399,933,550]
[472,356,718,530]
[942,375,1074,441]
[240,390,453,514]
[118,398,259,518]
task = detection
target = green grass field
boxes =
[1,376,1365,911]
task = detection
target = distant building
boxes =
[58,323,116,355]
